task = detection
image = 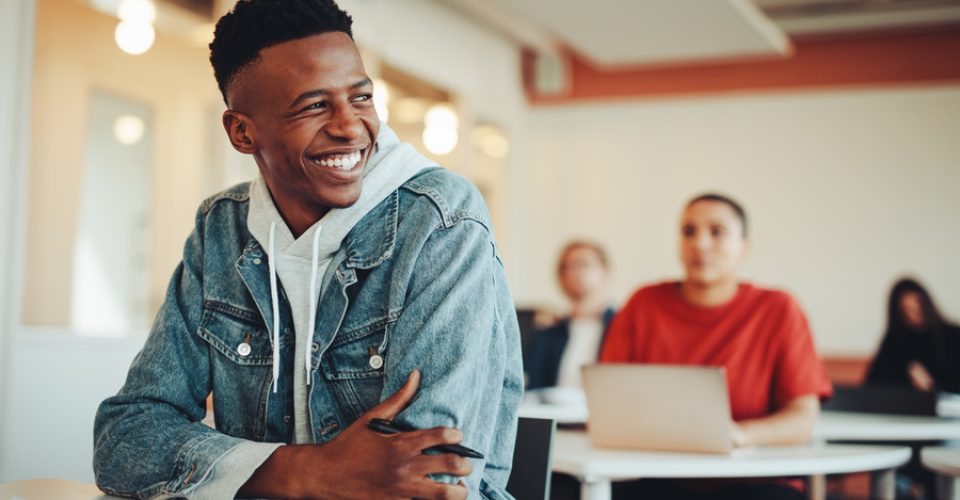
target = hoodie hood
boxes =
[245,123,434,442]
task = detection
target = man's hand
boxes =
[239,370,473,500]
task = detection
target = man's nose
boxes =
[693,230,712,250]
[325,105,363,140]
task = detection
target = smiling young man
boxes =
[599,193,832,499]
[92,1,523,499]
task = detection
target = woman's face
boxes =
[558,246,607,302]
[679,200,747,288]
[899,291,926,329]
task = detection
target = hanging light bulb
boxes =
[115,21,155,55]
[113,115,145,145]
[422,104,458,156]
[115,0,156,55]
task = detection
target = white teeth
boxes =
[313,150,362,170]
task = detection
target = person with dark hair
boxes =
[866,277,960,393]
[600,193,832,500]
[92,1,523,498]
[525,240,615,390]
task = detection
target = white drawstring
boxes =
[268,222,280,393]
[306,226,322,385]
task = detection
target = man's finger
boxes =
[415,479,469,500]
[401,426,464,452]
[366,369,420,419]
[411,453,473,477]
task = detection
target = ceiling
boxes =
[434,0,960,68]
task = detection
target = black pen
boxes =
[367,418,485,459]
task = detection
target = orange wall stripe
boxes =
[524,28,960,104]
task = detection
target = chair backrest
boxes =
[823,384,938,416]
[506,417,556,500]
[515,308,542,363]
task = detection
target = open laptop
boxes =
[581,363,733,454]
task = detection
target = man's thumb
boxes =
[367,369,420,419]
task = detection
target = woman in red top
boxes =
[600,193,832,499]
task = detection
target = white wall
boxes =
[0,0,36,480]
[514,85,960,355]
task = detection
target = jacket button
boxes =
[253,258,262,265]
[368,354,384,370]
[237,342,252,357]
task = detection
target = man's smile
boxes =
[308,147,367,171]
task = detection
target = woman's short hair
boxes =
[556,240,609,276]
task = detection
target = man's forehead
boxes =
[227,32,365,106]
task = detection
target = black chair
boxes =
[515,308,542,364]
[823,384,938,416]
[506,417,557,500]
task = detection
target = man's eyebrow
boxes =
[289,78,373,109]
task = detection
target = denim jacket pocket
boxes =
[196,300,277,440]
[197,300,274,366]
[320,319,390,419]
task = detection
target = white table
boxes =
[0,478,116,499]
[816,411,960,442]
[814,411,960,497]
[922,446,960,500]
[517,401,588,425]
[552,430,911,500]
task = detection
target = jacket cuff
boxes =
[167,432,283,498]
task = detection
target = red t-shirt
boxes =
[600,281,833,421]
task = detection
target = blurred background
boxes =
[0,0,958,483]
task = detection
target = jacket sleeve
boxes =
[92,207,276,498]
[378,217,523,500]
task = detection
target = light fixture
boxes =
[115,21,155,55]
[113,115,145,145]
[373,78,390,123]
[425,104,458,129]
[423,104,459,156]
[115,0,156,55]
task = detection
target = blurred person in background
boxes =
[600,193,832,500]
[525,240,616,391]
[865,277,960,394]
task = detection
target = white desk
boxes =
[0,478,116,499]
[922,446,960,500]
[517,401,587,425]
[816,411,960,442]
[552,430,911,500]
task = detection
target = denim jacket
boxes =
[93,168,524,499]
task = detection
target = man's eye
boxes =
[352,94,373,103]
[303,101,327,112]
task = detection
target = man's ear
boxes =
[223,110,257,154]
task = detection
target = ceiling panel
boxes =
[493,0,790,67]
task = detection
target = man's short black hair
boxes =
[209,0,354,102]
[686,193,748,238]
